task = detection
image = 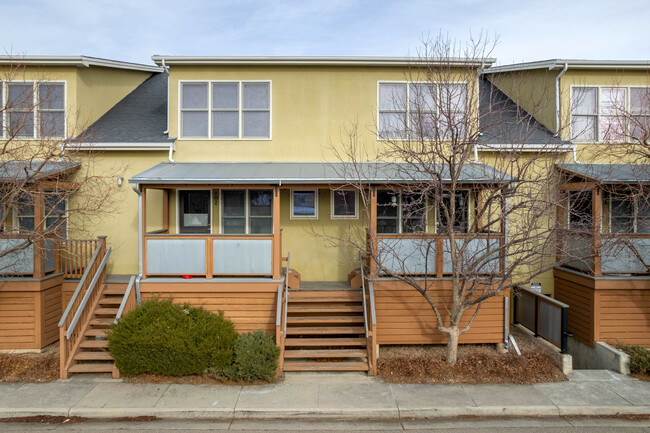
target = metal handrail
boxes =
[66,247,112,339]
[275,284,283,328]
[368,280,377,327]
[283,252,290,338]
[58,242,103,328]
[114,275,136,324]
[360,255,369,338]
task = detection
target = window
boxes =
[180,81,270,139]
[291,190,318,219]
[437,190,469,234]
[378,82,467,139]
[221,189,273,234]
[1,81,65,138]
[608,190,650,234]
[568,190,593,231]
[377,190,425,234]
[14,191,67,234]
[179,190,211,234]
[331,189,358,219]
[571,86,650,142]
[16,194,35,233]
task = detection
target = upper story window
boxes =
[180,81,270,139]
[1,82,65,139]
[378,82,467,140]
[571,86,650,142]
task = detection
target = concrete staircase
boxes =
[66,282,127,375]
[283,287,370,372]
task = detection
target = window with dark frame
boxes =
[568,190,593,231]
[331,190,357,219]
[376,190,425,234]
[437,190,469,234]
[221,189,273,234]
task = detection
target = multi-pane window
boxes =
[571,86,650,141]
[568,190,593,231]
[1,82,65,138]
[437,190,469,234]
[221,189,273,234]
[180,81,270,139]
[331,190,358,219]
[15,192,67,234]
[290,190,318,219]
[377,190,426,234]
[608,190,650,234]
[378,82,467,139]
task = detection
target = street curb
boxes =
[2,406,650,420]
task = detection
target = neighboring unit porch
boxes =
[555,163,650,348]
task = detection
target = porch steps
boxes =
[282,285,370,373]
[66,282,127,377]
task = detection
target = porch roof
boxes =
[129,162,512,186]
[0,161,81,182]
[557,163,650,184]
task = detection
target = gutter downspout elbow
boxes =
[168,141,175,162]
[131,183,143,306]
[572,145,579,163]
[555,63,568,137]
[473,145,479,163]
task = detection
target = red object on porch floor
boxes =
[181,275,192,279]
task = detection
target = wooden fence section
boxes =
[554,268,650,348]
[140,281,279,334]
[372,279,506,345]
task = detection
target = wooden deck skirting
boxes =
[372,279,507,345]
[554,268,650,348]
[0,274,63,350]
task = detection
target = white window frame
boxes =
[178,80,272,140]
[330,189,359,220]
[0,80,67,139]
[376,190,428,234]
[608,190,649,234]
[376,81,468,141]
[290,189,319,220]
[218,189,274,235]
[570,85,650,142]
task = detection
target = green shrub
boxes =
[619,343,650,375]
[108,299,238,376]
[229,330,280,382]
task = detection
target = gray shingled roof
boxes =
[557,163,650,184]
[129,162,512,185]
[0,161,81,182]
[478,77,569,147]
[80,73,170,143]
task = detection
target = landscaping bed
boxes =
[0,343,59,382]
[378,327,567,384]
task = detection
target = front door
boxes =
[179,190,211,233]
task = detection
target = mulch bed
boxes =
[0,342,59,382]
[378,326,568,384]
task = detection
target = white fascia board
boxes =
[486,59,650,73]
[151,55,496,68]
[68,142,172,151]
[0,56,162,72]
[476,143,575,153]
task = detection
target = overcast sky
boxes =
[2,0,649,66]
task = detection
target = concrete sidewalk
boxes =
[0,370,649,420]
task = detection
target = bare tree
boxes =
[325,35,573,365]
[0,59,124,274]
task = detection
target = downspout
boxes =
[132,183,143,306]
[161,59,175,163]
[554,63,568,137]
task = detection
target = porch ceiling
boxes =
[129,162,512,186]
[557,163,650,185]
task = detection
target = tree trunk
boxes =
[445,325,461,365]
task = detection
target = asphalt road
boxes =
[0,417,649,432]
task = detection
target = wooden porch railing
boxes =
[361,255,377,375]
[61,238,101,279]
[275,252,290,377]
[58,238,110,379]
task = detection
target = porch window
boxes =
[16,196,35,232]
[291,190,318,219]
[221,189,273,234]
[437,190,469,234]
[568,190,593,231]
[15,192,67,234]
[179,190,211,234]
[180,81,270,139]
[378,82,467,139]
[377,190,425,234]
[608,189,650,234]
[331,189,358,219]
[3,82,65,138]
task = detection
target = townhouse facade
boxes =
[0,55,647,377]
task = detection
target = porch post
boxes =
[33,187,45,279]
[369,186,378,278]
[592,186,602,277]
[141,186,147,279]
[162,189,169,233]
[272,186,281,280]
